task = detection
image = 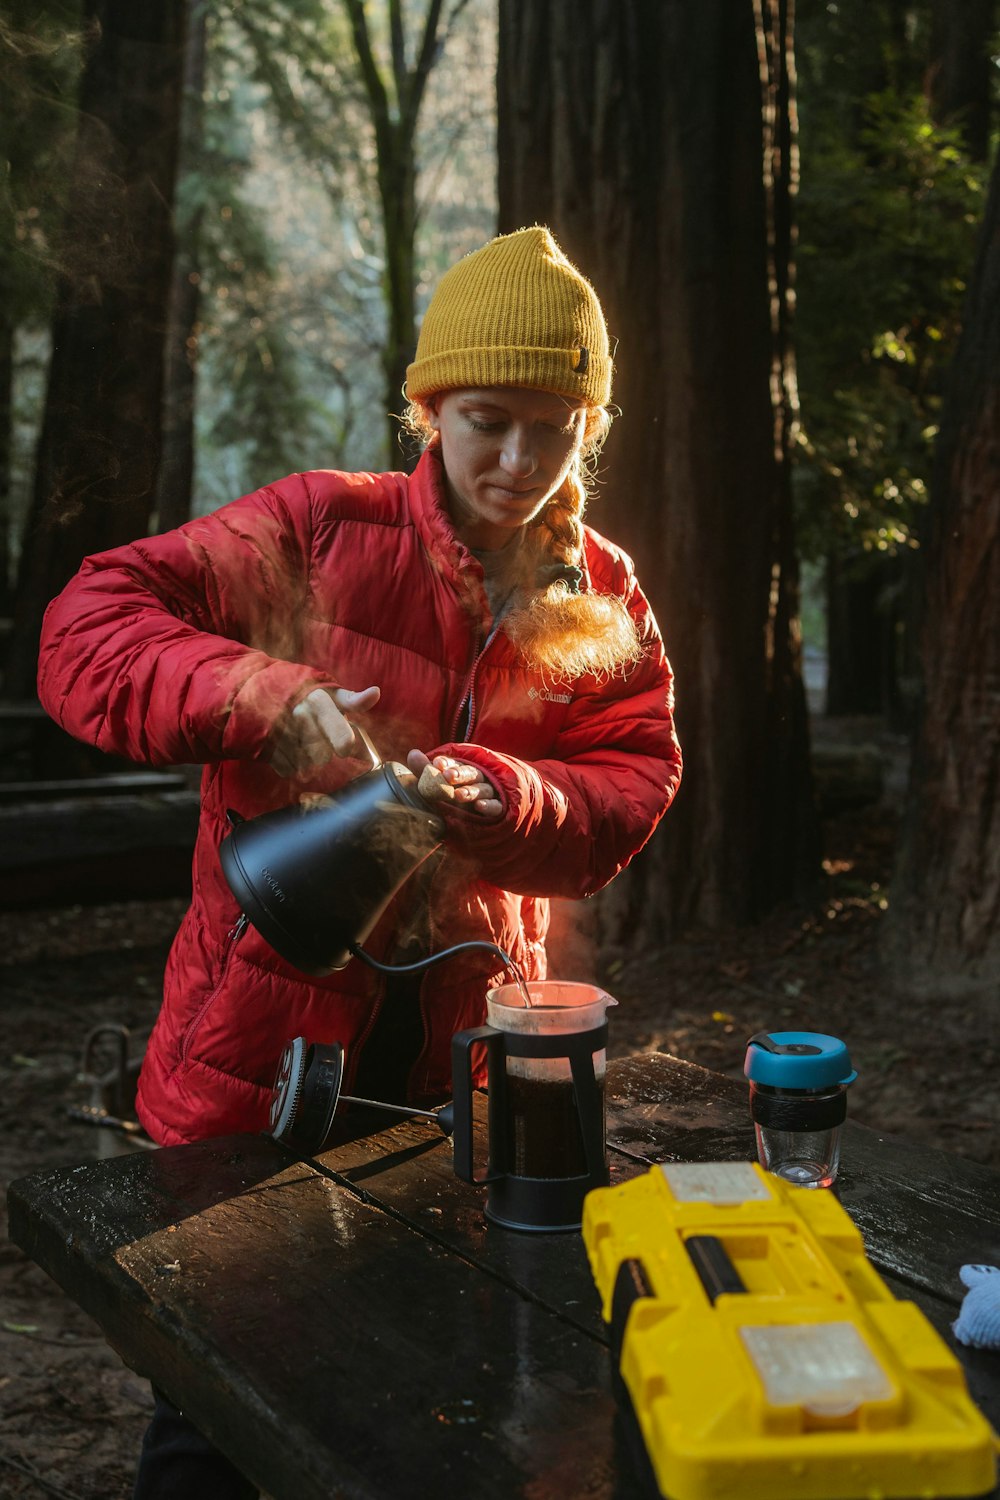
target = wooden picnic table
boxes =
[8,1051,1000,1500]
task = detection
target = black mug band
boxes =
[750,1084,847,1132]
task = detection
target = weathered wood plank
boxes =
[0,700,49,719]
[0,787,199,905]
[0,789,200,866]
[316,1066,1000,1430]
[7,1135,640,1500]
[312,1097,637,1344]
[317,1055,1000,1319]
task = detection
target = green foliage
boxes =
[222,0,367,201]
[5,0,496,518]
[1,2,86,571]
[194,205,331,505]
[180,21,341,506]
[794,12,989,563]
[206,0,495,474]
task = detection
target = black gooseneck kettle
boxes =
[219,726,452,976]
[219,719,525,1014]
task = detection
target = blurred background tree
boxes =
[228,0,493,468]
[885,136,1000,1002]
[497,0,818,938]
[4,0,186,698]
[795,0,993,722]
[0,0,86,616]
[1,0,495,689]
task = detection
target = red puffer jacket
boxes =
[37,449,681,1144]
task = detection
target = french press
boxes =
[270,982,617,1237]
[451,981,617,1233]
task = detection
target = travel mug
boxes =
[744,1031,857,1189]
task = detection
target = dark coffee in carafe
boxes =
[505,1072,606,1179]
[451,980,617,1231]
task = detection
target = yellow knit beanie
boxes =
[405,226,612,407]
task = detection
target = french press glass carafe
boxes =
[451,981,617,1233]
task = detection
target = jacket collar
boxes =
[407,444,595,607]
[408,446,462,570]
[408,447,492,625]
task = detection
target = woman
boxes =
[37,226,681,1496]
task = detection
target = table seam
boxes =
[279,1143,613,1349]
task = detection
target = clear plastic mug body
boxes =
[753,1120,843,1189]
[749,1082,847,1189]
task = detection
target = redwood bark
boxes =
[0,316,12,616]
[886,153,1000,998]
[927,0,995,162]
[4,0,186,698]
[825,551,903,718]
[155,0,207,534]
[498,0,817,937]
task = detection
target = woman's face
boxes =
[427,387,587,550]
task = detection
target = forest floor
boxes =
[1,716,997,1499]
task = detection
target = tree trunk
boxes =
[927,0,995,162]
[378,130,418,466]
[498,0,817,939]
[756,0,817,900]
[885,151,1000,1000]
[825,550,902,718]
[155,0,207,534]
[3,0,186,699]
[0,315,13,616]
[343,0,446,470]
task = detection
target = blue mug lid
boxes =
[744,1030,857,1090]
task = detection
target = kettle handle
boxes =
[350,722,382,772]
[451,1025,505,1185]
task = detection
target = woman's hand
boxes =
[267,686,380,777]
[407,750,503,822]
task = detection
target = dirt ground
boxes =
[1,729,997,1499]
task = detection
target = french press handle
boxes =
[451,1025,505,1185]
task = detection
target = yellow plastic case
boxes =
[582,1161,999,1500]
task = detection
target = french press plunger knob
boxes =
[270,1036,454,1155]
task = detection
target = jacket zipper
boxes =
[450,615,504,741]
[179,914,247,1064]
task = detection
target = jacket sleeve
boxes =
[37,474,340,766]
[433,563,682,901]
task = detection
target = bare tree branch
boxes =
[342,0,391,135]
[231,9,350,198]
[402,0,446,130]
[389,0,407,101]
[443,0,475,43]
